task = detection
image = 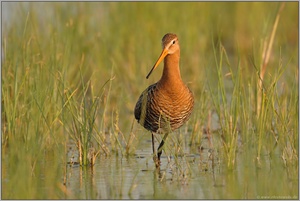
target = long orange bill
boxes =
[146,48,168,79]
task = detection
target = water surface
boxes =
[63,133,298,199]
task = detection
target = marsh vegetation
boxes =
[2,2,298,199]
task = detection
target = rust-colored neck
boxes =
[158,51,183,87]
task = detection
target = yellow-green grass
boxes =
[2,2,298,199]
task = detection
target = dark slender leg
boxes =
[151,132,156,155]
[157,133,169,161]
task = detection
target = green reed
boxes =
[205,2,298,170]
[2,10,65,198]
[208,39,240,169]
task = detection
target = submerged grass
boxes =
[2,2,298,199]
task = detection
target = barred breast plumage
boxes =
[134,82,194,133]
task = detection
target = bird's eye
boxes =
[172,40,176,44]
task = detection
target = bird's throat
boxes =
[160,54,182,86]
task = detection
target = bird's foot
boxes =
[153,155,161,167]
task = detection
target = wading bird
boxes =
[134,33,194,167]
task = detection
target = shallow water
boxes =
[3,133,298,199]
[62,133,298,199]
